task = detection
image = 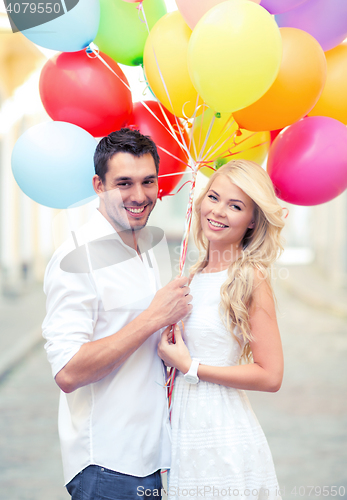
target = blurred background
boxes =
[0,0,346,499]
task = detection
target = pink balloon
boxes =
[260,0,308,15]
[267,116,347,206]
[176,0,260,30]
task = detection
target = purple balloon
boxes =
[276,0,347,52]
[261,0,308,15]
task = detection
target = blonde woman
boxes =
[158,160,285,500]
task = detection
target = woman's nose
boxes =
[212,203,226,218]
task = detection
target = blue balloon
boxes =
[12,121,97,209]
[21,0,100,52]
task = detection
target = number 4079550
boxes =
[291,486,345,497]
[6,3,61,14]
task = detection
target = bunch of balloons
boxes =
[11,0,347,209]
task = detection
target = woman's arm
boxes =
[157,270,284,393]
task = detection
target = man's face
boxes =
[93,152,158,232]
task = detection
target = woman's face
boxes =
[200,175,255,250]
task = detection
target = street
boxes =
[0,278,346,500]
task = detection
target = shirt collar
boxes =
[86,209,153,251]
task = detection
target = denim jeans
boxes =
[66,465,163,500]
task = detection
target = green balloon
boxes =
[95,0,167,67]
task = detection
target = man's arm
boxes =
[55,276,192,393]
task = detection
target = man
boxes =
[42,128,192,499]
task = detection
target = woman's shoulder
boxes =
[250,266,276,312]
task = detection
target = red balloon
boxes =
[127,101,189,198]
[39,51,133,138]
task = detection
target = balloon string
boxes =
[140,3,194,165]
[138,4,190,157]
[188,96,205,161]
[157,145,191,169]
[200,117,237,162]
[133,100,188,154]
[137,1,145,22]
[155,100,192,161]
[178,168,198,276]
[197,104,206,155]
[282,207,289,219]
[215,139,270,162]
[197,114,216,162]
[86,44,132,92]
[148,48,193,163]
[166,165,198,416]
[86,44,190,163]
[165,179,192,197]
[199,124,237,164]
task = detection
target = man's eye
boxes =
[118,183,130,187]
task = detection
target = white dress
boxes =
[169,269,282,500]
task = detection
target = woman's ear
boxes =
[248,220,255,229]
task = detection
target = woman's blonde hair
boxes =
[190,160,286,362]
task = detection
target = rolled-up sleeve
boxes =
[42,248,99,378]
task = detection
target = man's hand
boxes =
[147,276,192,329]
[54,276,192,393]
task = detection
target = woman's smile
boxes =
[207,218,229,230]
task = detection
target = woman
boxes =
[158,160,285,500]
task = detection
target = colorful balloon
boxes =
[176,0,260,30]
[234,28,327,131]
[276,0,347,52]
[260,0,308,15]
[11,122,97,209]
[39,51,133,138]
[309,43,347,125]
[188,0,282,113]
[127,101,189,198]
[189,108,270,177]
[95,0,166,66]
[21,0,100,52]
[267,116,347,206]
[144,11,203,119]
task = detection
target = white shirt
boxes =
[42,209,171,485]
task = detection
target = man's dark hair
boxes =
[94,128,160,183]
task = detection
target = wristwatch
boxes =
[184,358,200,384]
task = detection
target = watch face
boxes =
[185,375,199,384]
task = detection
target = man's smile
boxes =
[124,204,150,217]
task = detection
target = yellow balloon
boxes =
[188,0,282,113]
[143,11,203,118]
[190,108,270,176]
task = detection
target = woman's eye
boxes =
[208,194,218,201]
[231,204,241,210]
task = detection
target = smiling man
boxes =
[42,128,192,500]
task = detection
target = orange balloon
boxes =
[234,27,327,131]
[176,0,261,30]
[309,42,347,125]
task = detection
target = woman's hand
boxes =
[157,324,192,374]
